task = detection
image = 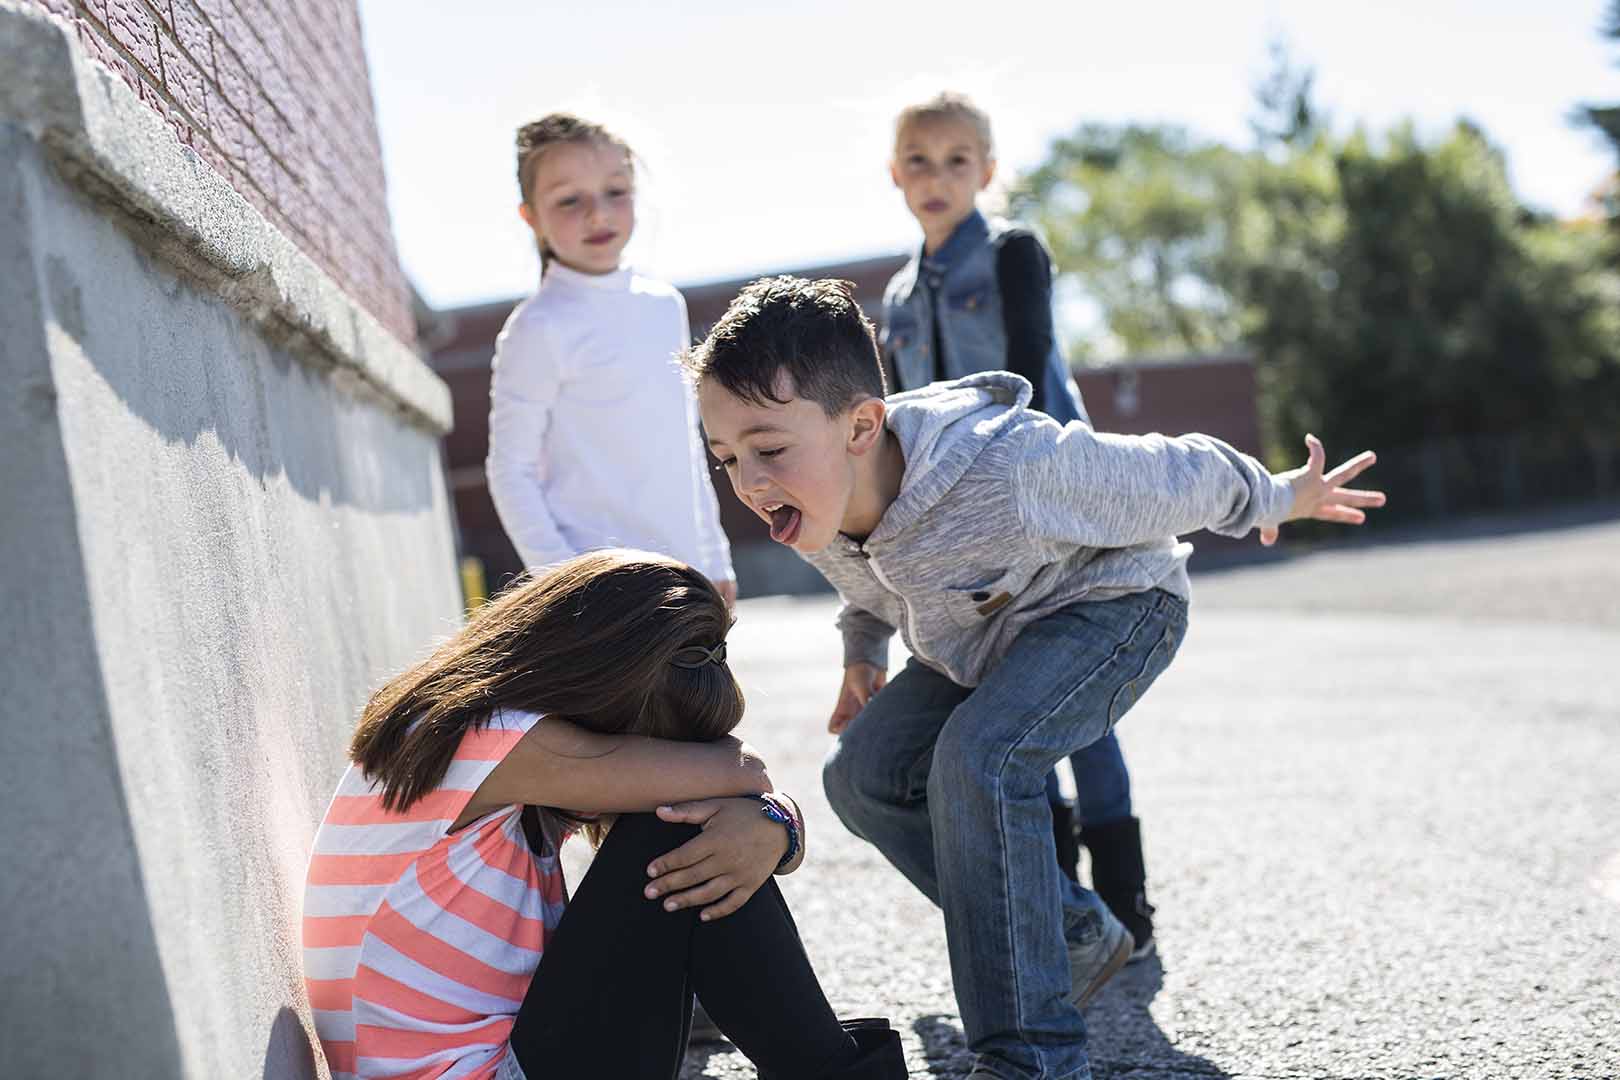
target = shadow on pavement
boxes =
[912,955,1231,1079]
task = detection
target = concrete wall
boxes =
[0,6,461,1077]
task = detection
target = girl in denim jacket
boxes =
[880,92,1156,960]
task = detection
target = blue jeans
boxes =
[1049,733,1133,826]
[823,590,1187,1079]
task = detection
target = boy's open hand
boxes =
[643,798,787,921]
[829,662,887,734]
[1261,434,1386,546]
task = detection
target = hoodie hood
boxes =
[868,371,1034,544]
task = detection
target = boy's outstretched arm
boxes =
[1259,434,1385,546]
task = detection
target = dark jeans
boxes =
[508,813,858,1079]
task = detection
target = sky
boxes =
[359,1,1619,312]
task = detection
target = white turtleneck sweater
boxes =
[485,263,733,584]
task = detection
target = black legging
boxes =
[508,813,860,1078]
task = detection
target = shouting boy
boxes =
[685,276,1382,1080]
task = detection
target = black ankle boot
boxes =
[827,1018,906,1079]
[1081,816,1155,961]
[1050,799,1081,883]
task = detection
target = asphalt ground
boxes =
[643,504,1620,1080]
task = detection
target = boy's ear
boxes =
[889,159,903,189]
[980,155,997,191]
[846,397,888,456]
[519,202,539,233]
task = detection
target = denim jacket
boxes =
[881,211,1088,425]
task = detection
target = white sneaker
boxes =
[1066,905,1134,1009]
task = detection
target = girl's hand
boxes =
[1260,434,1385,546]
[643,798,789,920]
[829,662,886,734]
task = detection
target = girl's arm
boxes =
[995,231,1058,415]
[457,716,770,827]
[486,317,574,570]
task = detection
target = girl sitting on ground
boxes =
[301,550,903,1079]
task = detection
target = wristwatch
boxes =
[750,794,801,871]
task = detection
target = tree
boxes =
[1014,126,1250,358]
[1578,1,1620,228]
[1019,82,1620,499]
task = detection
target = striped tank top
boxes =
[303,709,568,1080]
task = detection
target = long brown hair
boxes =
[351,550,742,812]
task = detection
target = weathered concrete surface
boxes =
[0,6,462,1076]
[677,510,1620,1078]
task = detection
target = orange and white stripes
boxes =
[303,710,566,1080]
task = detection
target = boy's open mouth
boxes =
[762,502,802,545]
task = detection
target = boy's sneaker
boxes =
[1067,905,1134,1009]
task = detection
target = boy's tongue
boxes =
[768,505,802,544]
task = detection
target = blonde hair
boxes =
[514,113,634,272]
[894,91,995,158]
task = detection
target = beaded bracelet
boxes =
[750,793,801,872]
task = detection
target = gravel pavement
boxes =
[645,507,1620,1079]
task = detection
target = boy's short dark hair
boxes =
[682,276,888,417]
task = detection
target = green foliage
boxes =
[1015,97,1620,496]
[1578,0,1620,225]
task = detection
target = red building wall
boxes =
[24,0,415,345]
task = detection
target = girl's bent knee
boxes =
[600,812,701,859]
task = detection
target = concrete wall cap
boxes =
[0,2,451,434]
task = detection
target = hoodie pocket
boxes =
[942,568,1029,630]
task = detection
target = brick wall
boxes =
[23,0,416,346]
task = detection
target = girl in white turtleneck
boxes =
[486,113,735,606]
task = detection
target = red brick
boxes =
[211,35,255,121]
[137,78,192,147]
[209,2,265,93]
[104,0,162,81]
[208,92,253,165]
[168,0,215,77]
[255,52,299,131]
[190,0,232,30]
[76,20,141,95]
[157,26,208,127]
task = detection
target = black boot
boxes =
[1050,798,1081,883]
[1081,816,1155,962]
[825,1019,906,1079]
[759,1018,905,1079]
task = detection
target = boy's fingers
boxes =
[1315,505,1366,524]
[1325,451,1377,486]
[873,671,889,692]
[1305,434,1325,474]
[1333,487,1385,507]
[1259,525,1279,546]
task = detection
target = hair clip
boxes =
[670,641,727,669]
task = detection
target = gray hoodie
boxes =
[803,371,1295,687]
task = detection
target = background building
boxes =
[1,4,459,1076]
